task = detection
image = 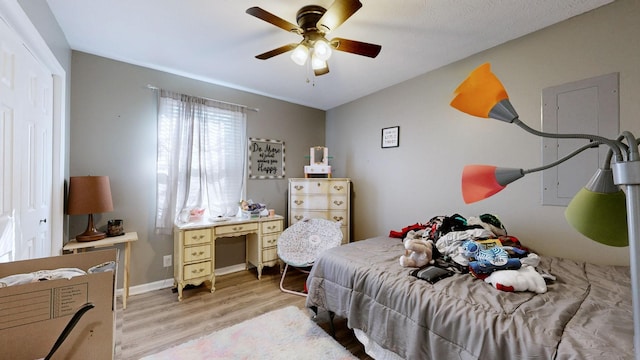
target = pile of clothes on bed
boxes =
[390,213,555,293]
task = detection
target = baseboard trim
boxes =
[216,263,248,276]
[115,263,249,297]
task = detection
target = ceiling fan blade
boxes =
[331,38,382,58]
[255,44,298,60]
[317,0,362,33]
[246,7,301,34]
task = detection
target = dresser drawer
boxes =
[290,195,329,209]
[328,195,348,210]
[328,210,348,224]
[290,209,327,223]
[262,233,279,249]
[183,229,211,246]
[183,244,211,263]
[290,180,329,194]
[214,222,258,236]
[340,227,348,244]
[262,247,278,262]
[328,181,349,194]
[183,261,212,280]
[261,220,282,234]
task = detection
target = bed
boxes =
[305,235,634,360]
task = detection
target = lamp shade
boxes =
[462,165,524,204]
[68,176,114,215]
[313,39,332,61]
[565,168,628,247]
[290,44,309,66]
[311,54,329,76]
[68,176,114,242]
[450,63,519,123]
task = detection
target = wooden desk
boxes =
[173,216,283,301]
[63,231,138,309]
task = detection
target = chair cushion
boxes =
[277,218,343,267]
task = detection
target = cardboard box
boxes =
[0,249,117,360]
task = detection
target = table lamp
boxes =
[450,63,640,358]
[67,176,114,242]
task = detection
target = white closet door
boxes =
[0,17,53,261]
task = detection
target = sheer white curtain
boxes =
[155,90,247,235]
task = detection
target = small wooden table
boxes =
[63,232,138,309]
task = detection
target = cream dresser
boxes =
[288,178,351,244]
[173,215,283,301]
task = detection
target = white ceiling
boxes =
[45,0,613,110]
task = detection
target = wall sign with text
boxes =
[381,126,400,148]
[248,138,285,179]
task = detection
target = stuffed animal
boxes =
[399,231,434,268]
[484,265,547,294]
[459,239,509,266]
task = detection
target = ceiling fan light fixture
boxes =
[247,1,381,76]
[311,54,328,71]
[290,44,309,66]
[313,39,332,61]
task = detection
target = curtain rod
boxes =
[146,84,259,112]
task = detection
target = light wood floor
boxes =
[115,266,373,359]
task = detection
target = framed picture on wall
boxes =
[381,126,400,148]
[248,138,285,179]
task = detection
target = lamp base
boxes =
[76,230,107,242]
[75,213,107,242]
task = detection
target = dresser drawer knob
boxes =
[191,251,205,256]
[267,225,276,230]
[294,200,304,205]
[191,268,205,274]
[333,216,344,222]
[333,185,344,191]
[333,200,344,206]
[294,215,303,221]
[233,226,243,231]
[294,185,304,190]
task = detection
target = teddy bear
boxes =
[399,230,434,268]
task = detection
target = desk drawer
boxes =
[183,261,212,280]
[183,229,211,246]
[215,222,258,237]
[262,234,279,249]
[183,244,211,263]
[261,220,282,234]
[263,247,278,262]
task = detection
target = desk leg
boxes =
[257,264,264,280]
[123,242,131,310]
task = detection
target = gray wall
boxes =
[326,0,640,266]
[69,52,325,287]
[21,0,640,292]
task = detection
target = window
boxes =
[155,90,247,234]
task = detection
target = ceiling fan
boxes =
[246,0,382,76]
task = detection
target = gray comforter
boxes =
[305,236,634,359]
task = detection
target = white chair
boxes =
[277,218,343,296]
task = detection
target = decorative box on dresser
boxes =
[288,178,351,244]
[173,215,284,301]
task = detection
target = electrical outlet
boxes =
[163,255,172,267]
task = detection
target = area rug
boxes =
[140,306,357,360]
